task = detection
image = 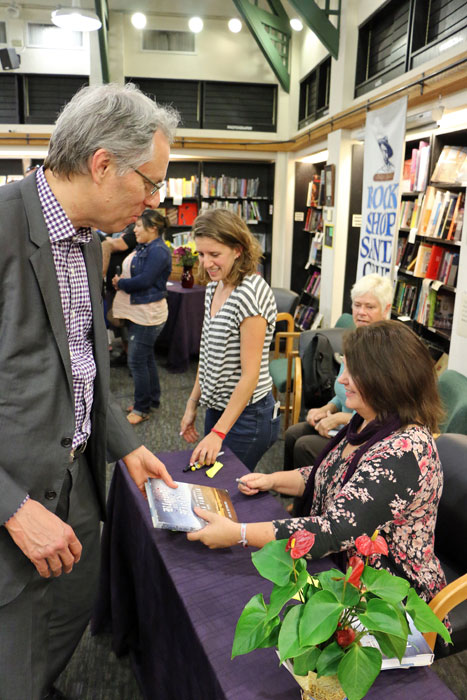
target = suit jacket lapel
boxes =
[83,238,109,402]
[21,176,74,397]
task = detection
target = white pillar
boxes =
[271,152,295,288]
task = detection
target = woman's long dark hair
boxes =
[139,208,170,238]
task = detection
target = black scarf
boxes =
[294,412,402,517]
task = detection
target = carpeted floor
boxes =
[56,345,467,700]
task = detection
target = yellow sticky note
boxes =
[205,461,223,478]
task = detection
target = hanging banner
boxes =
[356,96,408,280]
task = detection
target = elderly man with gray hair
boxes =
[0,83,179,700]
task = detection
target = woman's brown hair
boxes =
[139,208,170,238]
[192,209,262,287]
[343,320,443,432]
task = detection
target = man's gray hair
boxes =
[44,82,179,177]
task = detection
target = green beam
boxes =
[288,0,340,59]
[95,0,110,84]
[233,0,291,93]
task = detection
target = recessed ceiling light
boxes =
[131,12,147,30]
[290,18,303,32]
[188,16,203,33]
[228,18,242,33]
[51,7,102,32]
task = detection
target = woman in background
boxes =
[188,321,447,603]
[180,209,279,471]
[284,273,393,470]
[112,208,171,424]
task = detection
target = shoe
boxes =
[127,411,150,425]
[42,687,68,700]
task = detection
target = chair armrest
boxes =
[292,356,302,426]
[274,331,300,358]
[424,573,467,650]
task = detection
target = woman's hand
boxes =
[180,405,199,444]
[187,507,240,549]
[237,472,275,496]
[112,274,121,290]
[306,406,328,426]
[189,432,223,466]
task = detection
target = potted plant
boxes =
[173,241,199,288]
[232,530,451,700]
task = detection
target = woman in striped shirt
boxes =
[180,209,279,471]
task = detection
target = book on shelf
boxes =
[396,237,408,267]
[304,206,323,233]
[306,174,321,207]
[416,142,431,192]
[306,232,323,268]
[446,192,463,240]
[452,194,465,242]
[145,478,238,532]
[294,303,319,330]
[431,145,467,184]
[394,279,418,317]
[409,147,419,191]
[177,201,198,226]
[434,352,449,375]
[413,243,432,278]
[417,186,436,236]
[409,193,424,230]
[318,169,326,206]
[399,199,415,229]
[414,279,437,325]
[425,245,444,280]
[433,293,455,332]
[166,207,179,226]
[401,157,412,191]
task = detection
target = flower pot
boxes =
[181,265,194,288]
[297,672,346,700]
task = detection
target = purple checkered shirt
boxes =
[36,167,96,450]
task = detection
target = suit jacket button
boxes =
[45,490,57,500]
[61,437,73,448]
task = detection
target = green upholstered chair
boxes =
[438,370,467,435]
[334,313,355,329]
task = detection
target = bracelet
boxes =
[238,522,248,548]
[188,397,199,405]
[211,428,226,440]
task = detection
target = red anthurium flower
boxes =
[285,530,315,559]
[347,556,364,588]
[336,627,356,648]
[355,530,388,557]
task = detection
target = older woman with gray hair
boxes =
[284,273,394,470]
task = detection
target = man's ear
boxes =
[89,148,112,184]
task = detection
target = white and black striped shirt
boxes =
[199,274,277,410]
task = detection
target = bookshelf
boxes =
[394,132,466,357]
[161,159,274,283]
[292,161,326,330]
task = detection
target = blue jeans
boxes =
[127,321,165,414]
[204,392,280,471]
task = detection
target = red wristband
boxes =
[211,428,226,440]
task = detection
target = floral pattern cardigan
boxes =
[273,425,446,602]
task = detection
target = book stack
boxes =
[294,303,320,330]
[393,279,419,317]
[304,270,321,297]
[420,190,464,240]
[167,176,199,198]
[304,207,323,233]
[200,199,262,223]
[401,141,430,192]
[200,175,260,198]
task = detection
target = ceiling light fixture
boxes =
[51,0,102,32]
[131,12,147,30]
[290,18,303,31]
[228,18,242,33]
[188,16,203,33]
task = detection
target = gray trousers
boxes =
[0,453,101,700]
[284,421,329,470]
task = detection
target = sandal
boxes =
[127,402,160,412]
[127,411,150,425]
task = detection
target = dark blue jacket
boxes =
[117,237,172,305]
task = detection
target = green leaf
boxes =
[361,566,410,603]
[231,594,280,658]
[317,570,361,607]
[293,646,321,676]
[252,539,298,586]
[316,641,345,677]
[257,623,280,649]
[357,598,409,639]
[278,603,305,661]
[300,590,343,646]
[266,567,309,622]
[338,644,382,700]
[405,588,451,644]
[372,630,408,662]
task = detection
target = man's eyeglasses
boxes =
[134,168,165,196]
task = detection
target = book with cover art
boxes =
[145,478,238,532]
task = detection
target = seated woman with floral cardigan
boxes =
[187,321,447,604]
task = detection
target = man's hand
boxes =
[5,499,82,578]
[122,445,177,495]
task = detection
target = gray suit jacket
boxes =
[0,174,141,605]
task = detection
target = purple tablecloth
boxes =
[156,281,205,372]
[92,449,456,700]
